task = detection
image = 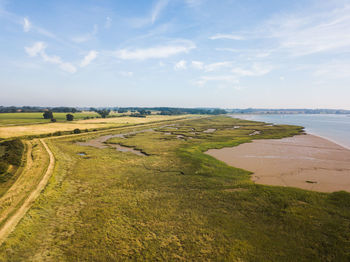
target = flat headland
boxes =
[206,134,350,192]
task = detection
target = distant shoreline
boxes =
[230,114,350,150]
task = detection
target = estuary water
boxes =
[230,114,350,149]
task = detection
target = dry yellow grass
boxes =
[0,115,192,138]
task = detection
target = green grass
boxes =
[0,116,349,261]
[0,112,100,126]
[0,146,5,157]
[0,139,25,197]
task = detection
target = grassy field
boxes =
[0,115,193,139]
[0,112,101,126]
[0,116,349,261]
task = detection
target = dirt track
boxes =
[0,139,55,245]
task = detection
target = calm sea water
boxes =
[230,114,350,149]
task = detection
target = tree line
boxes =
[0,106,79,113]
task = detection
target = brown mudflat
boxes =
[206,134,350,192]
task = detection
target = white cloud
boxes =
[209,34,245,40]
[313,61,350,79]
[130,0,169,27]
[0,7,59,40]
[119,71,134,77]
[191,61,204,70]
[80,50,98,67]
[24,42,76,73]
[72,24,98,43]
[60,63,77,74]
[215,48,241,53]
[185,0,202,7]
[264,5,350,56]
[205,61,232,72]
[195,75,240,89]
[115,41,195,60]
[151,0,169,24]
[23,17,31,32]
[174,60,187,70]
[190,61,232,71]
[41,52,62,64]
[210,5,350,60]
[105,16,112,29]
[25,42,46,57]
[231,64,272,77]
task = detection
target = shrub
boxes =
[73,129,81,134]
[51,118,57,122]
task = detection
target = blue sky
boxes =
[1,0,350,109]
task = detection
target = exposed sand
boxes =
[206,134,350,192]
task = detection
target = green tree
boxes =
[96,109,110,118]
[66,114,74,121]
[43,111,53,119]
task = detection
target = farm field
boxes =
[0,116,349,261]
[0,115,192,139]
[0,112,100,126]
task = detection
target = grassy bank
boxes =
[0,139,25,196]
[0,116,349,261]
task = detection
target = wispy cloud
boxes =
[193,62,271,89]
[119,71,134,77]
[80,50,98,67]
[0,7,57,39]
[25,42,46,57]
[190,61,233,72]
[313,60,350,79]
[23,17,31,32]
[115,40,195,60]
[174,60,187,70]
[209,33,245,40]
[231,63,272,77]
[264,5,350,56]
[130,0,169,27]
[191,61,204,69]
[72,24,98,43]
[105,16,112,29]
[25,42,77,73]
[195,75,240,89]
[151,0,169,24]
[185,0,203,8]
[205,61,232,72]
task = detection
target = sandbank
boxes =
[206,134,350,192]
